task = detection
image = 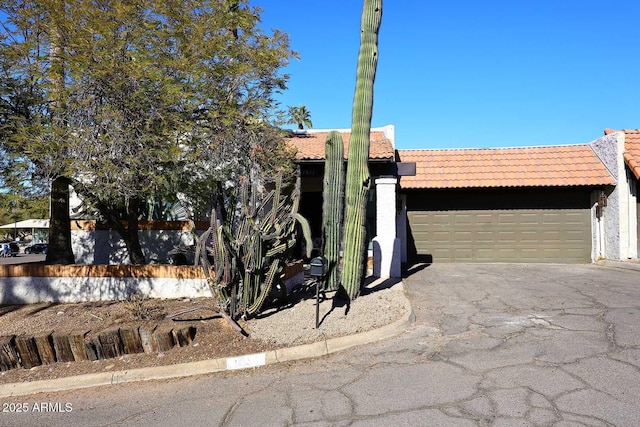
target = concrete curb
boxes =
[0,288,414,398]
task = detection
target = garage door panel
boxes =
[520,213,540,225]
[453,231,473,242]
[432,231,451,243]
[476,231,494,243]
[433,214,451,225]
[454,214,473,225]
[496,249,518,261]
[541,212,562,223]
[519,231,538,243]
[408,209,591,263]
[498,213,517,225]
[475,249,494,261]
[521,248,542,259]
[541,230,562,241]
[498,231,517,242]
[476,214,495,225]
[454,248,473,259]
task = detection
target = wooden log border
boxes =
[0,260,303,280]
[0,325,197,372]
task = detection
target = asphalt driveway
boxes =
[1,262,639,426]
[402,262,640,426]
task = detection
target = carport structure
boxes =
[398,144,617,263]
[0,219,49,242]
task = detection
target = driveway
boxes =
[1,263,639,426]
[402,262,640,426]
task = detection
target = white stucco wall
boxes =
[397,194,408,263]
[72,229,199,265]
[0,273,305,305]
[591,191,602,261]
[0,261,304,304]
[372,177,401,278]
[624,169,638,259]
[0,276,210,304]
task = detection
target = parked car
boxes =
[1,242,20,257]
[24,243,48,254]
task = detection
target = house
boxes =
[67,124,639,272]
[290,126,639,277]
[395,129,638,265]
[397,144,615,263]
[287,125,397,247]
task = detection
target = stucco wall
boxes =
[589,132,639,260]
[590,134,622,259]
[625,169,638,258]
[372,177,401,278]
[0,274,305,305]
[72,229,199,265]
[0,262,305,304]
[0,276,209,304]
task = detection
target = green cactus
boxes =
[341,0,382,300]
[322,131,345,291]
[196,172,312,319]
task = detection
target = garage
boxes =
[398,145,616,264]
[404,187,594,263]
[407,208,591,263]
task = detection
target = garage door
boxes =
[407,209,592,263]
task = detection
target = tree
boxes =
[341,0,382,300]
[0,4,49,216]
[1,0,297,264]
[287,105,313,129]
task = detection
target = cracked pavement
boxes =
[1,263,639,426]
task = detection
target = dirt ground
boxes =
[0,296,277,384]
[0,278,408,385]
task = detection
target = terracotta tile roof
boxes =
[604,128,640,179]
[397,145,615,189]
[288,130,395,161]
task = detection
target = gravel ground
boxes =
[0,275,408,384]
[247,276,407,346]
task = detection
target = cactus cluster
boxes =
[321,131,345,291]
[196,172,312,319]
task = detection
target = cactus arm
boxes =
[246,260,281,315]
[292,212,313,259]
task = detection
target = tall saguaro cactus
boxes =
[322,131,345,291]
[341,0,382,300]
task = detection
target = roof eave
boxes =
[295,157,395,163]
[624,152,640,180]
[399,182,616,190]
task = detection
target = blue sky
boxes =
[257,0,640,149]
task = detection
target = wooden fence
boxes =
[0,264,206,279]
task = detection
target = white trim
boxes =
[0,219,49,229]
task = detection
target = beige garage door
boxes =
[408,209,592,263]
